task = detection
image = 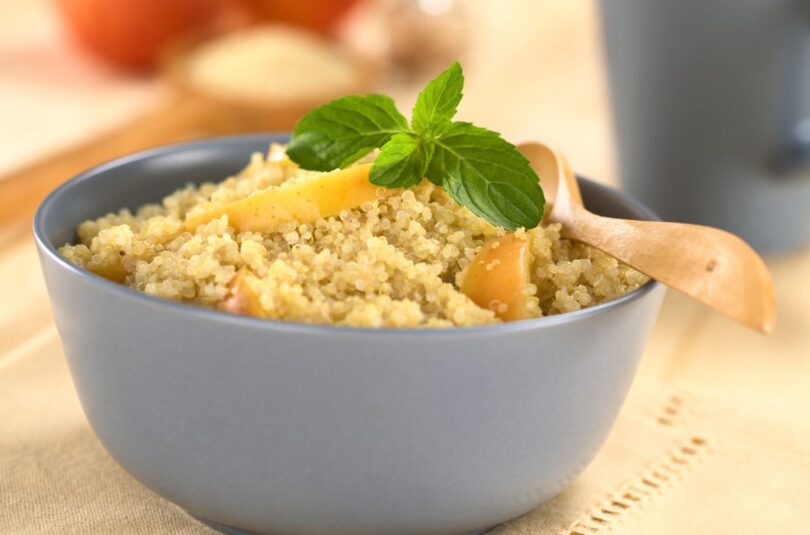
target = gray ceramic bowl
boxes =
[34,134,665,535]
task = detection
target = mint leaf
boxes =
[287,94,408,171]
[412,61,463,135]
[286,61,546,230]
[370,132,432,188]
[427,122,544,230]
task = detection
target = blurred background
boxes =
[0,1,614,215]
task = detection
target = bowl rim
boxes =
[33,133,661,338]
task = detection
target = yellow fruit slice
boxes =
[90,258,128,284]
[184,163,395,233]
[461,233,531,321]
[219,268,266,318]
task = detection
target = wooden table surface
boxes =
[1,0,809,531]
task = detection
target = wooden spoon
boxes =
[518,141,776,333]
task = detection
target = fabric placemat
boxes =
[2,326,808,534]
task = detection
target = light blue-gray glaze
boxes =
[35,134,665,535]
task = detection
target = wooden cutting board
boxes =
[0,92,307,229]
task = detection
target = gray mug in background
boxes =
[600,0,810,252]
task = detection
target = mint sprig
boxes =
[411,61,464,135]
[287,94,408,171]
[287,61,545,230]
[371,132,432,188]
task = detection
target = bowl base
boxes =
[192,514,496,535]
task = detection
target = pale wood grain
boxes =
[0,1,167,177]
[0,94,262,228]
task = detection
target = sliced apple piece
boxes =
[219,268,266,318]
[185,163,396,233]
[461,233,532,321]
[90,257,128,283]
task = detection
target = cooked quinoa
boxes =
[59,145,648,328]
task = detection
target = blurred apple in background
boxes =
[55,0,223,70]
[55,0,364,72]
[239,0,362,34]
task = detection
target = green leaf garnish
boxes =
[411,60,464,135]
[288,62,545,229]
[369,132,431,189]
[430,122,544,230]
[287,94,408,171]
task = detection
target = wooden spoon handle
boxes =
[563,206,776,333]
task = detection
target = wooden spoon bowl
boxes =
[518,141,776,333]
